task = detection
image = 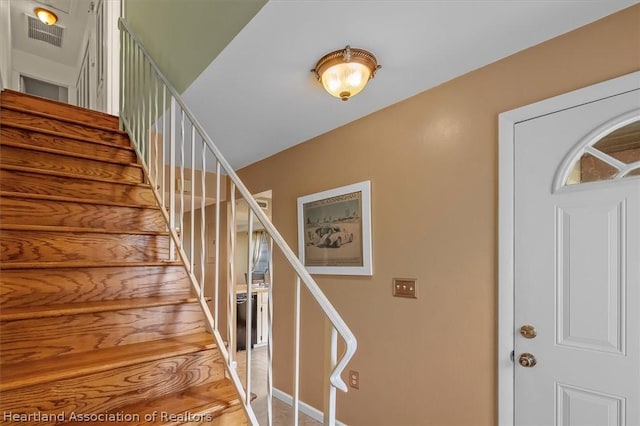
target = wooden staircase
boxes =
[0,90,247,425]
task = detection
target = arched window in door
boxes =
[558,117,640,187]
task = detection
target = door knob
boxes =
[520,324,537,339]
[518,353,537,367]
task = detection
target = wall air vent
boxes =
[27,15,64,47]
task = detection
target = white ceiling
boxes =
[7,0,639,171]
[182,0,639,170]
[11,0,90,67]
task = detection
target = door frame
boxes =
[497,71,640,426]
[103,0,121,115]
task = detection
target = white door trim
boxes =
[104,0,121,115]
[497,70,640,426]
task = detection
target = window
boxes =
[250,232,270,283]
[565,119,640,186]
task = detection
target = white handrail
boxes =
[119,17,356,425]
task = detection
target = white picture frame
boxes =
[297,181,372,276]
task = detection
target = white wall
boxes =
[0,0,12,90]
[12,49,77,104]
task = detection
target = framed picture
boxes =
[297,181,372,275]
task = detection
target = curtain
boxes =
[250,231,270,283]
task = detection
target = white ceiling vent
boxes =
[27,16,64,48]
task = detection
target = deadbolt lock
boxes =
[520,324,537,339]
[518,353,537,368]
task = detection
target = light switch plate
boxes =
[393,278,417,299]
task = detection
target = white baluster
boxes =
[324,324,337,426]
[168,97,176,261]
[214,161,221,327]
[293,275,301,426]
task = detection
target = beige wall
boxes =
[182,201,231,340]
[237,6,640,426]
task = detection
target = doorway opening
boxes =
[20,75,68,102]
[233,190,275,423]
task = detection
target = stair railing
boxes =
[118,18,356,426]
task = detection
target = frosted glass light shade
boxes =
[35,8,58,25]
[312,46,380,101]
[321,62,371,100]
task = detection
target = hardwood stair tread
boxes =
[0,164,149,188]
[0,260,183,270]
[0,265,192,309]
[0,139,142,168]
[1,347,224,415]
[0,332,216,391]
[0,122,135,152]
[0,121,131,149]
[0,126,137,164]
[1,229,171,263]
[0,143,144,183]
[1,163,156,207]
[0,195,167,232]
[0,191,161,210]
[92,379,242,426]
[1,302,209,364]
[0,295,207,321]
[1,104,129,135]
[0,107,129,146]
[0,223,169,236]
[1,89,120,129]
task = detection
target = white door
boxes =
[514,87,640,425]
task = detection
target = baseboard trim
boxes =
[272,387,347,426]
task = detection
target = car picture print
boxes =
[302,190,363,267]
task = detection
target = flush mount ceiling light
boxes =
[312,45,381,101]
[34,7,58,25]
